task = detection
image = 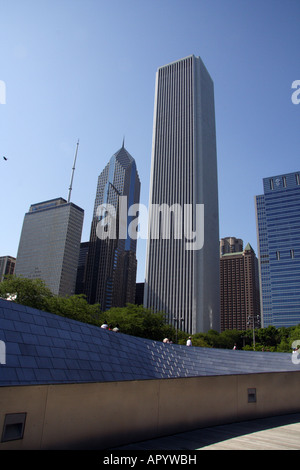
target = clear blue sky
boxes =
[1,0,299,282]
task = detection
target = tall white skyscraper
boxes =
[144,55,220,334]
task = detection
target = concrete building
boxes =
[84,144,140,309]
[15,198,84,296]
[144,55,220,334]
[255,171,300,327]
[0,256,16,282]
[220,240,260,331]
[220,237,243,256]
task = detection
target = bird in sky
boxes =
[3,156,7,161]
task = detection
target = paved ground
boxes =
[112,413,300,450]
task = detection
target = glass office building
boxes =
[255,172,300,327]
[15,198,84,296]
[84,144,140,309]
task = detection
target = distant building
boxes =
[15,198,84,296]
[84,144,140,309]
[220,237,243,256]
[220,240,260,331]
[255,171,300,327]
[0,256,16,282]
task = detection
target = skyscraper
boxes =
[84,144,140,309]
[144,55,220,334]
[15,198,84,296]
[220,240,260,331]
[255,171,300,327]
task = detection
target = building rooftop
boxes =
[0,298,299,387]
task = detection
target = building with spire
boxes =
[84,144,140,309]
[220,239,261,331]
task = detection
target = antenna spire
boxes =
[68,139,79,203]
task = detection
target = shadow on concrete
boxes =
[110,413,300,450]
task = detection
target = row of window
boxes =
[269,173,300,190]
[275,249,295,260]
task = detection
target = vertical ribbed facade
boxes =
[144,55,220,334]
[84,145,140,309]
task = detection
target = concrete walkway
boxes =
[112,413,300,450]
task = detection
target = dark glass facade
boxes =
[255,172,300,327]
[84,145,140,309]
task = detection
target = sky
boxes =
[0,0,299,283]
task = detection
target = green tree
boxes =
[45,294,102,325]
[256,325,280,348]
[0,275,53,311]
[218,329,244,349]
[287,325,300,351]
[101,304,176,341]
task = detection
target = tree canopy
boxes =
[0,276,298,351]
[0,276,175,341]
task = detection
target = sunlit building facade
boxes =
[255,171,300,327]
[15,198,84,296]
[144,55,220,334]
[220,241,260,331]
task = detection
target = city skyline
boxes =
[1,1,300,285]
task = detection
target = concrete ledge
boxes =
[1,372,300,449]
